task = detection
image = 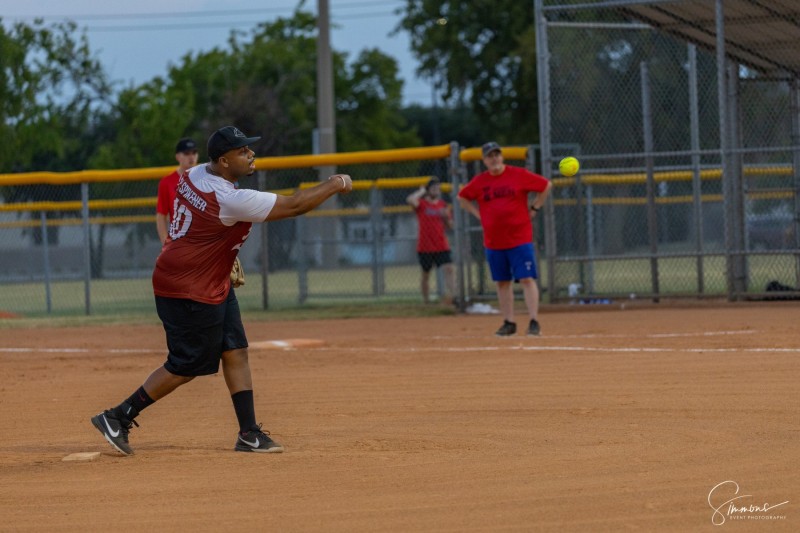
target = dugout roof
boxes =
[617,0,800,76]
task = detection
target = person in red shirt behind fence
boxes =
[407,178,456,305]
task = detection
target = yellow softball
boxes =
[559,157,580,177]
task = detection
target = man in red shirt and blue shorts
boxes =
[458,142,552,336]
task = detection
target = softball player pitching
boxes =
[92,126,352,455]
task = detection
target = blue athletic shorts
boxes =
[155,288,248,377]
[485,243,538,282]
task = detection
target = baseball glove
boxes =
[230,257,245,288]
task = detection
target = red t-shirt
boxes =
[458,165,549,250]
[415,197,451,252]
[156,170,180,218]
[152,165,277,304]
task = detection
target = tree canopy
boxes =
[93,10,421,170]
[0,19,111,174]
[396,0,538,143]
[1,11,421,175]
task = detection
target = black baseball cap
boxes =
[482,141,502,157]
[175,138,198,154]
[207,126,261,160]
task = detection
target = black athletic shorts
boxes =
[418,250,452,272]
[155,288,248,377]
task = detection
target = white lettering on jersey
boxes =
[169,203,193,240]
[232,226,253,251]
[177,180,208,211]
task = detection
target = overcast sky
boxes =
[0,0,433,106]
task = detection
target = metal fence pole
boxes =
[473,160,487,298]
[727,61,747,295]
[526,146,545,299]
[792,77,800,285]
[641,61,660,302]
[370,185,384,297]
[40,211,52,314]
[715,0,736,301]
[688,43,705,294]
[81,182,92,315]
[534,0,557,302]
[574,168,587,293]
[449,142,467,311]
[297,215,308,304]
[585,184,596,294]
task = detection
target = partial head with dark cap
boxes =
[481,141,502,158]
[174,137,199,173]
[208,126,261,161]
[481,141,505,175]
[175,138,197,155]
[425,177,442,199]
[206,126,261,181]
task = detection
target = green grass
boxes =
[549,255,798,298]
[1,254,796,324]
[0,264,453,326]
[0,297,455,330]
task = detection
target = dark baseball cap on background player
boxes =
[207,126,261,160]
[175,138,198,154]
[482,141,502,157]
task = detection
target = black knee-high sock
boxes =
[112,386,154,421]
[231,390,257,433]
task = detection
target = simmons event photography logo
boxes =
[708,481,789,526]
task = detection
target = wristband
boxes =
[331,175,345,190]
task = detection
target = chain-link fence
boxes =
[0,147,455,316]
[4,1,800,317]
[0,144,549,317]
[536,0,800,302]
[1,134,797,318]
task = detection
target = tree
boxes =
[0,19,113,255]
[91,10,421,270]
[337,48,419,152]
[396,0,538,143]
[94,10,419,165]
[402,103,483,148]
[0,19,111,174]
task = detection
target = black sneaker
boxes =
[91,410,138,455]
[527,319,541,336]
[495,320,517,336]
[234,424,284,453]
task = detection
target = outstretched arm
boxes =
[265,174,352,221]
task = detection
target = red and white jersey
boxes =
[152,165,277,304]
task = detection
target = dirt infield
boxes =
[1,303,798,531]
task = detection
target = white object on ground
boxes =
[465,303,500,314]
